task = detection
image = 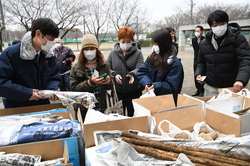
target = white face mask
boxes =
[195,32,201,37]
[212,24,227,37]
[38,35,53,52]
[55,43,61,49]
[120,43,132,51]
[84,50,96,60]
[152,45,160,54]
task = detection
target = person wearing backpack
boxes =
[195,10,250,97]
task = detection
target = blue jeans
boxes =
[60,72,71,91]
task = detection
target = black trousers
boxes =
[117,89,142,117]
[193,62,204,94]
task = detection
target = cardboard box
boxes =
[0,105,75,120]
[0,137,81,165]
[133,94,242,137]
[154,105,204,133]
[206,108,241,136]
[0,103,66,116]
[20,109,75,120]
[196,93,250,136]
[83,116,148,148]
[0,139,69,164]
[154,106,241,137]
[133,94,203,117]
[69,154,80,166]
[0,104,81,165]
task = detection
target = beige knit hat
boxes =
[81,34,98,49]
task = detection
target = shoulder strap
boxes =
[117,55,132,71]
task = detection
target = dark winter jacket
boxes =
[0,43,60,108]
[192,36,205,65]
[137,56,184,102]
[70,61,113,112]
[195,23,250,88]
[107,42,144,93]
[53,46,75,74]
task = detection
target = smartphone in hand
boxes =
[98,73,108,79]
[198,76,206,83]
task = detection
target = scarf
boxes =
[85,58,97,69]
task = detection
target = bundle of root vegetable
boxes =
[121,131,250,166]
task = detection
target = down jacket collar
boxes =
[20,31,54,60]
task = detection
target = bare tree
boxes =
[3,0,85,38]
[53,0,86,38]
[163,7,185,30]
[4,0,52,31]
[110,0,150,40]
[189,0,196,25]
[83,0,112,45]
[162,2,250,32]
[224,4,250,20]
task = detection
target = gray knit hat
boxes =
[81,34,98,49]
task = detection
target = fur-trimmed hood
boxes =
[20,31,54,60]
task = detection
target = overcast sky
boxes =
[142,0,250,20]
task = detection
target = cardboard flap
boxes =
[83,116,148,148]
[154,105,204,134]
[0,140,63,160]
[243,97,250,108]
[132,95,175,115]
[195,96,213,102]
[52,110,75,120]
[77,108,84,129]
[206,108,241,137]
[177,94,202,106]
[0,103,66,116]
[63,141,69,164]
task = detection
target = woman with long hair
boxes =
[137,28,184,103]
[70,34,113,112]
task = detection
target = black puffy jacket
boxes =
[195,23,250,88]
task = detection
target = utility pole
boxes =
[136,16,139,40]
[83,16,86,35]
[0,0,6,52]
[75,29,79,50]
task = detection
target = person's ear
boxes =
[35,30,42,38]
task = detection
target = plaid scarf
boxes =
[85,68,100,111]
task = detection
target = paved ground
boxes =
[0,43,196,109]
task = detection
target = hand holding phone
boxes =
[98,73,108,79]
[197,76,206,84]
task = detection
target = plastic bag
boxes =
[237,88,250,98]
[140,90,156,98]
[158,120,193,140]
[84,108,129,124]
[206,89,244,116]
[192,121,236,141]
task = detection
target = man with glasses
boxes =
[0,18,60,108]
